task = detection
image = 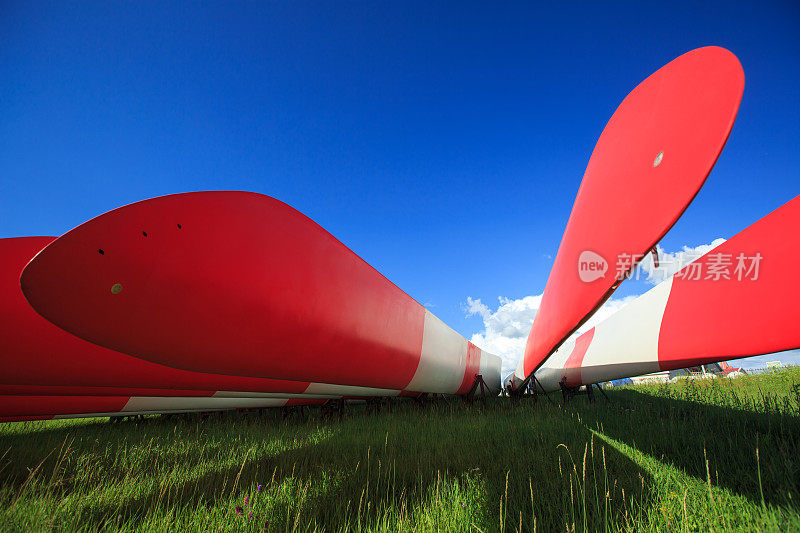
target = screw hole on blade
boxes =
[142,231,148,237]
[177,224,181,229]
[98,249,105,255]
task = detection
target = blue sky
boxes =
[2,2,798,371]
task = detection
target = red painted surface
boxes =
[658,195,800,369]
[0,385,212,397]
[456,342,482,394]
[0,415,54,422]
[562,328,595,387]
[521,46,744,379]
[0,395,326,418]
[0,395,130,417]
[1,237,311,395]
[285,398,327,407]
[21,193,427,389]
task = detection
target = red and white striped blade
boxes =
[518,46,744,382]
[535,195,800,391]
[19,194,501,395]
[0,237,419,400]
[0,395,326,421]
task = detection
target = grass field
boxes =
[1,368,799,532]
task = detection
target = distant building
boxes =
[625,361,744,384]
[766,361,783,368]
[629,371,670,384]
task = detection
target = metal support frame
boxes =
[509,374,556,406]
[559,378,610,404]
[413,392,429,408]
[532,375,557,405]
[464,373,489,405]
[319,399,346,421]
[365,396,383,415]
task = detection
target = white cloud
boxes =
[464,295,541,378]
[634,238,726,285]
[465,293,637,378]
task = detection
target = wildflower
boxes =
[461,503,466,507]
[249,512,253,518]
[236,506,243,516]
[257,484,263,491]
[245,496,249,507]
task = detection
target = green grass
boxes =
[1,368,799,532]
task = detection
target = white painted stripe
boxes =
[578,277,672,384]
[514,356,526,384]
[55,408,209,419]
[534,339,577,391]
[53,398,293,419]
[55,407,277,419]
[477,350,502,394]
[302,383,400,397]
[121,397,288,412]
[405,310,468,393]
[212,391,340,399]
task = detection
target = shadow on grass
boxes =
[0,400,655,531]
[573,389,800,510]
